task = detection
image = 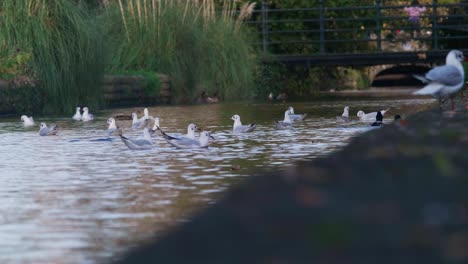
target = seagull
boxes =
[106,117,119,135]
[119,127,153,150]
[82,107,94,121]
[151,121,199,140]
[20,115,35,127]
[275,109,293,130]
[357,109,390,121]
[336,106,350,122]
[231,115,256,133]
[138,108,155,122]
[132,113,149,129]
[72,107,81,121]
[157,126,213,149]
[38,122,58,136]
[371,111,384,127]
[288,106,307,121]
[413,49,466,110]
[149,117,161,134]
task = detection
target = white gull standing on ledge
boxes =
[413,49,466,110]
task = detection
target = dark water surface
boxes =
[0,99,435,263]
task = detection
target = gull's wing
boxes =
[290,114,307,121]
[274,121,292,130]
[39,127,49,136]
[234,124,256,133]
[166,137,201,149]
[120,135,152,150]
[425,65,463,86]
[336,116,350,122]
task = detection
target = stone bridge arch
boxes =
[370,65,432,87]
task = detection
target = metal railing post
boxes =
[432,0,439,49]
[262,0,269,53]
[319,0,325,53]
[375,0,382,51]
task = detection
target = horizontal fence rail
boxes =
[248,0,468,65]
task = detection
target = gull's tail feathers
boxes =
[413,83,444,95]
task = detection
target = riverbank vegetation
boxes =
[0,0,105,114]
[102,0,257,103]
[0,0,258,113]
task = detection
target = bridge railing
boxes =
[247,0,468,56]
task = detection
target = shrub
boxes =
[102,0,257,103]
[0,0,106,114]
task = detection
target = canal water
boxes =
[0,99,435,263]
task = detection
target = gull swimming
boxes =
[20,115,35,127]
[413,49,466,110]
[138,108,155,122]
[275,109,293,130]
[152,123,199,139]
[39,122,58,136]
[357,109,390,121]
[161,131,213,149]
[82,107,94,121]
[231,115,256,133]
[119,127,153,150]
[106,117,119,136]
[157,127,213,149]
[72,107,81,121]
[336,106,350,122]
[288,106,307,121]
[132,113,149,129]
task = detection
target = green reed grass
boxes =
[0,0,106,114]
[103,0,257,103]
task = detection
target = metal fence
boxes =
[247,0,468,55]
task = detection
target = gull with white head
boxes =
[72,107,81,121]
[152,122,200,140]
[118,127,153,150]
[288,106,307,121]
[38,122,58,136]
[159,128,213,149]
[231,115,256,133]
[138,108,155,122]
[132,112,149,129]
[20,115,35,127]
[413,49,466,110]
[336,106,350,122]
[275,109,293,130]
[357,109,390,122]
[106,117,119,136]
[82,107,94,121]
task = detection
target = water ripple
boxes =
[0,99,435,263]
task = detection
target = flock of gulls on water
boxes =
[18,104,397,151]
[18,50,466,150]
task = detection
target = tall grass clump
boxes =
[0,0,106,113]
[103,0,257,103]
